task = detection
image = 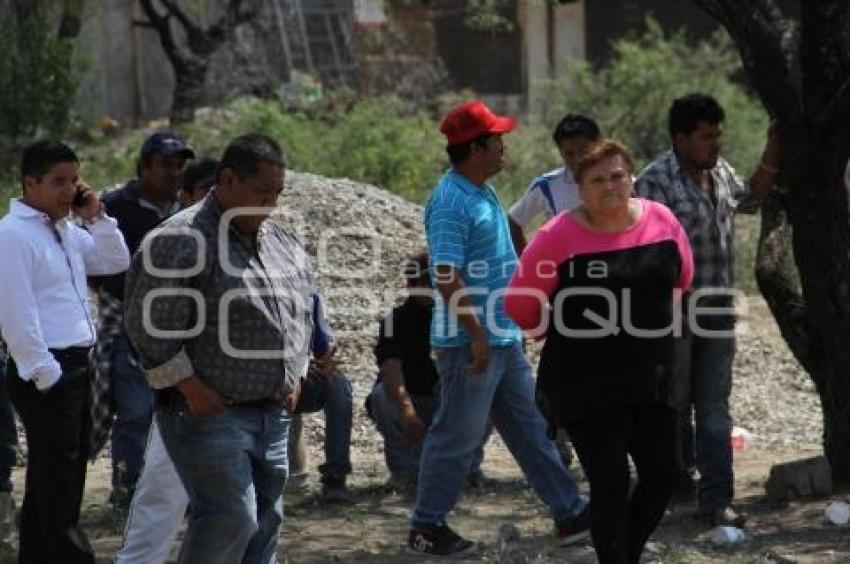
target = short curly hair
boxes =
[573,139,635,184]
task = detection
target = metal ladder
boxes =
[269,0,355,87]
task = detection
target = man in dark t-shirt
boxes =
[367,254,488,489]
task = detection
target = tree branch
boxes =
[158,0,203,37]
[694,0,801,121]
[138,0,189,74]
[207,0,256,43]
[800,2,850,127]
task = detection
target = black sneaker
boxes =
[466,470,486,490]
[555,503,591,546]
[408,523,475,556]
[320,482,354,504]
[700,506,748,529]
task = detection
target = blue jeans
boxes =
[0,350,17,492]
[110,333,154,491]
[412,342,585,527]
[293,370,352,483]
[368,381,487,480]
[678,313,735,512]
[158,403,290,564]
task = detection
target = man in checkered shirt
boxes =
[635,93,780,529]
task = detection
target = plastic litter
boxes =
[731,426,753,451]
[707,525,747,545]
[824,501,850,526]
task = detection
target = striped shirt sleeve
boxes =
[426,193,469,269]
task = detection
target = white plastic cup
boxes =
[707,525,747,545]
[825,501,850,526]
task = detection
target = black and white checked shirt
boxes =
[635,150,758,291]
[124,193,314,403]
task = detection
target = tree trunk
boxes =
[170,61,207,124]
[138,0,256,124]
[758,131,850,482]
[694,0,850,482]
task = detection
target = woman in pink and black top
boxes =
[506,140,693,564]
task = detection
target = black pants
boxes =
[564,403,679,564]
[7,356,94,564]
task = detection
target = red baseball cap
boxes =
[439,100,518,145]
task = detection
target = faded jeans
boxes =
[676,312,736,512]
[412,342,585,527]
[291,369,353,484]
[158,403,290,564]
[110,333,154,492]
[368,381,488,481]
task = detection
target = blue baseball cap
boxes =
[140,132,195,160]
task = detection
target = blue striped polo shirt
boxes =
[423,169,523,348]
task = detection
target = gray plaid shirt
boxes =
[124,193,314,402]
[635,150,758,290]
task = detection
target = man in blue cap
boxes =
[91,131,194,509]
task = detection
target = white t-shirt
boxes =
[509,167,581,227]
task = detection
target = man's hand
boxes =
[72,181,104,221]
[313,345,338,377]
[177,376,227,417]
[401,404,427,443]
[281,378,302,412]
[468,332,490,375]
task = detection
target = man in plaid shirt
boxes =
[635,93,780,528]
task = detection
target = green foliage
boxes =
[463,0,515,33]
[0,17,768,294]
[543,18,768,172]
[179,94,448,203]
[0,7,78,148]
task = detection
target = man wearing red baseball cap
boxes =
[408,101,589,556]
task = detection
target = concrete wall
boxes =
[73,0,174,126]
[72,0,286,127]
[520,0,585,116]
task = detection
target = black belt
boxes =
[230,398,280,408]
[693,295,735,309]
[49,346,92,368]
[156,388,279,409]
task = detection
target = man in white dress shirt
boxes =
[0,140,130,563]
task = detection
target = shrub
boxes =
[0,18,767,295]
[542,18,768,172]
[0,7,78,148]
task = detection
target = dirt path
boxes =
[0,440,837,563]
[1,298,842,563]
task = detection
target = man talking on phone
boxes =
[0,140,130,563]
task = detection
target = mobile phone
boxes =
[72,186,87,207]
